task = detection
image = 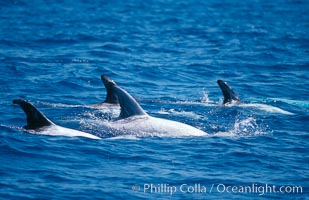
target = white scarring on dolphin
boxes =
[100,75,207,137]
[13,99,100,139]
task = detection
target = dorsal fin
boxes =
[217,80,241,104]
[13,99,54,129]
[101,75,119,104]
[102,75,147,119]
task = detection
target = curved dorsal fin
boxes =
[13,99,54,129]
[101,75,119,104]
[217,80,241,104]
[102,75,147,119]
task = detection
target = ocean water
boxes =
[0,0,308,199]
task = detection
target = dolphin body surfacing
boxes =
[101,75,207,137]
[216,80,294,114]
[217,80,241,105]
[13,99,100,139]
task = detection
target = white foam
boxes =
[212,131,237,137]
[107,135,140,140]
[38,101,84,108]
[213,117,269,137]
[157,108,202,119]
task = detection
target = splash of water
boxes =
[157,108,202,119]
[232,117,261,136]
[214,117,270,137]
[200,90,210,103]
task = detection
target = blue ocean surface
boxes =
[0,0,308,199]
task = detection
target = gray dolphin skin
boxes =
[103,75,146,119]
[102,75,207,136]
[217,80,241,105]
[13,99,100,139]
[101,75,119,104]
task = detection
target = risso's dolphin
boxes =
[216,80,293,114]
[217,80,241,105]
[91,75,119,108]
[101,75,119,104]
[101,76,207,137]
[13,99,100,139]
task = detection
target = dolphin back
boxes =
[217,80,241,104]
[13,99,53,130]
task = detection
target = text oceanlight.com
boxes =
[132,183,303,196]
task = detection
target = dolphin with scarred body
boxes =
[100,75,207,137]
[13,99,100,139]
